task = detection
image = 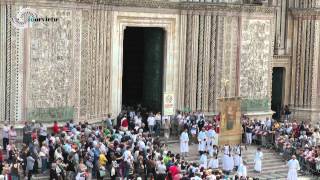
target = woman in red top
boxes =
[53,121,60,134]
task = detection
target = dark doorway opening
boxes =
[271,67,284,119]
[122,27,165,112]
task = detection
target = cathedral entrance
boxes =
[122,27,165,112]
[271,67,284,119]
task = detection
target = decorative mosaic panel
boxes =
[240,19,272,99]
[28,9,75,110]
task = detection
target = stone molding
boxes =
[290,8,320,18]
[2,0,275,14]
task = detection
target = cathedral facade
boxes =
[0,0,319,124]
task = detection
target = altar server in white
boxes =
[222,145,234,175]
[234,145,243,170]
[207,126,216,155]
[180,128,189,157]
[287,155,300,180]
[198,128,207,153]
[199,151,208,169]
[208,155,219,169]
[254,147,263,173]
[237,161,247,178]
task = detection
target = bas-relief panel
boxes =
[221,16,238,97]
[28,9,77,110]
[240,19,271,100]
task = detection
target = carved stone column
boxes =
[178,12,187,111]
[290,9,320,123]
[0,4,6,122]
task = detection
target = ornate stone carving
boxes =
[240,19,272,99]
[197,15,204,110]
[0,5,6,121]
[221,16,238,97]
[28,8,74,109]
[208,15,217,112]
[291,8,320,18]
[80,10,90,117]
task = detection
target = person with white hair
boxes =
[287,155,300,180]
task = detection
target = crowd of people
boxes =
[241,114,320,177]
[274,120,320,175]
[0,104,311,180]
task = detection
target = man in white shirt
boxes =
[2,123,9,151]
[147,114,155,134]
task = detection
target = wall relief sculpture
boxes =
[240,19,272,100]
[28,8,77,121]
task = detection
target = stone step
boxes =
[246,159,286,166]
[245,159,284,165]
[246,165,288,173]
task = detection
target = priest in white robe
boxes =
[237,162,247,178]
[207,126,216,155]
[222,145,234,175]
[199,152,208,169]
[180,128,189,157]
[234,145,242,170]
[198,128,207,153]
[254,147,263,173]
[208,155,219,169]
[287,155,300,180]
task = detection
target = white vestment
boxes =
[287,159,300,180]
[237,164,247,178]
[206,129,216,148]
[234,154,243,167]
[223,155,234,171]
[214,133,219,145]
[198,131,207,151]
[208,158,219,169]
[199,154,208,169]
[180,132,189,153]
[254,151,263,172]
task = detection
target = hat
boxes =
[31,119,36,123]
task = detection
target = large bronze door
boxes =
[122,27,164,112]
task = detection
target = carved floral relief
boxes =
[240,19,271,99]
